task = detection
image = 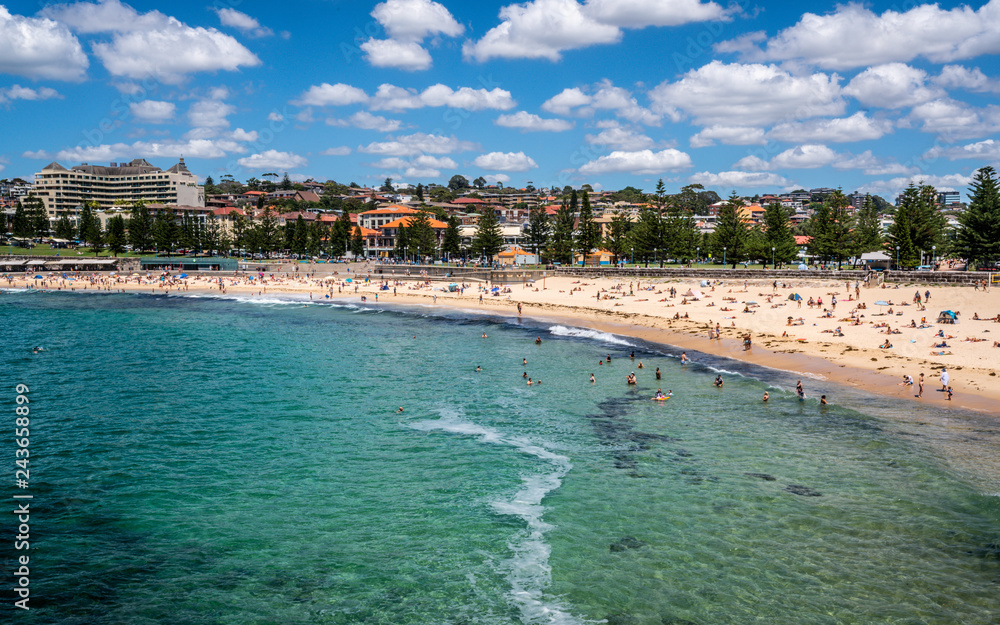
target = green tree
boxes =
[604,212,632,264]
[415,183,425,202]
[762,202,798,266]
[106,215,127,257]
[442,215,461,260]
[78,201,101,248]
[663,196,698,264]
[955,166,1000,268]
[153,207,178,254]
[448,175,469,191]
[87,220,104,256]
[473,176,486,189]
[547,200,576,264]
[526,206,552,264]
[307,222,324,257]
[630,207,662,265]
[887,182,945,269]
[408,211,438,261]
[12,201,31,239]
[255,207,281,255]
[291,215,308,254]
[394,220,410,259]
[712,192,750,267]
[380,177,394,192]
[281,172,293,190]
[811,190,855,268]
[127,200,154,252]
[575,191,600,264]
[55,215,76,241]
[204,213,222,254]
[24,196,48,237]
[350,224,364,258]
[853,194,884,255]
[471,206,503,263]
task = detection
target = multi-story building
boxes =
[32,158,204,220]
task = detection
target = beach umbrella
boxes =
[345,278,353,283]
[787,293,802,301]
[33,274,43,279]
[178,273,188,278]
[874,300,890,313]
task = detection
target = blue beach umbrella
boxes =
[787,293,802,301]
[179,273,188,278]
[34,274,43,279]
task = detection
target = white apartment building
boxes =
[33,158,204,219]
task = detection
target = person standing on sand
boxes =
[918,373,924,398]
[940,367,949,391]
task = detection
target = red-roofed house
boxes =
[371,215,449,257]
[359,204,420,229]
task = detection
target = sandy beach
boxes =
[8,267,1000,414]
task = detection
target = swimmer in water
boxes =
[396,407,404,413]
[535,337,542,345]
[680,352,688,364]
[762,391,769,402]
[820,395,828,405]
[590,373,595,383]
[655,367,661,380]
[714,375,723,387]
[527,378,533,385]
[475,365,481,372]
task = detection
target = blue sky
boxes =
[1,0,999,198]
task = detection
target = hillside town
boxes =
[3,158,998,272]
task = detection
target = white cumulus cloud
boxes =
[215,8,272,37]
[294,83,369,106]
[237,150,308,170]
[650,61,844,126]
[690,125,766,147]
[578,149,692,175]
[924,139,1000,161]
[768,112,894,143]
[540,80,657,124]
[321,147,352,156]
[0,85,62,104]
[129,100,175,123]
[718,1,1000,70]
[495,111,574,132]
[769,144,838,169]
[0,7,88,80]
[464,0,621,62]
[358,133,478,157]
[585,125,654,150]
[327,111,404,132]
[361,39,433,71]
[932,65,1000,93]
[473,151,538,171]
[843,63,942,109]
[688,170,792,188]
[370,83,515,111]
[371,0,463,40]
[583,0,728,28]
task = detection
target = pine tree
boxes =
[813,190,855,268]
[854,194,884,254]
[106,215,126,257]
[471,206,503,264]
[763,202,798,266]
[292,215,308,255]
[153,207,178,254]
[631,207,662,265]
[888,182,944,269]
[548,200,575,264]
[415,183,425,202]
[713,192,750,267]
[407,211,438,261]
[664,197,697,264]
[604,212,632,264]
[78,201,101,247]
[350,225,364,258]
[255,207,280,255]
[956,166,1000,268]
[12,201,31,239]
[394,222,409,259]
[442,215,461,260]
[527,206,552,264]
[55,215,76,241]
[128,200,154,252]
[25,196,48,237]
[575,191,600,265]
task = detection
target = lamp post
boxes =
[630,246,634,265]
[771,246,776,269]
[723,246,726,267]
[696,246,700,266]
[932,245,936,269]
[896,245,900,271]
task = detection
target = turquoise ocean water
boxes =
[1,289,998,624]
